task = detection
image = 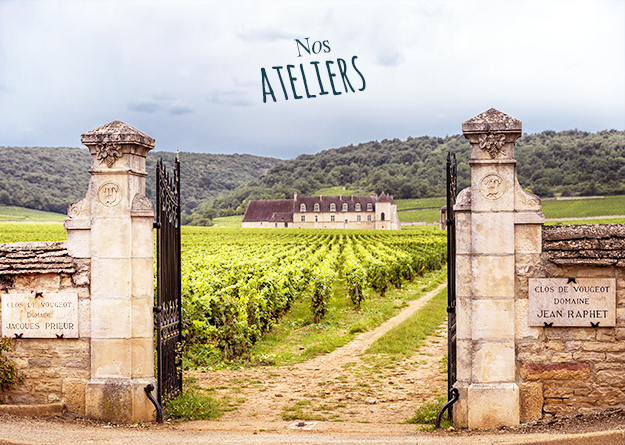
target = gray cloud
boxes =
[207,90,253,107]
[127,101,161,114]
[169,105,193,115]
[375,51,405,67]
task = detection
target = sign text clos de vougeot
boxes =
[529,278,616,327]
[261,38,366,103]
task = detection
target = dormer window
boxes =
[330,203,336,212]
[355,203,361,212]
[342,203,348,212]
[314,203,320,212]
[367,203,373,212]
[300,203,306,212]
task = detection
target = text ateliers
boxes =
[261,38,366,103]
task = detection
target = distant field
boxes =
[211,215,244,228]
[0,206,66,222]
[0,222,66,243]
[541,195,624,218]
[398,208,440,224]
[395,197,446,212]
[396,195,624,223]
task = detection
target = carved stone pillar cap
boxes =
[462,108,522,134]
[81,120,155,148]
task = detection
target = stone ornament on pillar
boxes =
[98,182,122,207]
[96,142,123,168]
[479,173,507,200]
[478,133,507,159]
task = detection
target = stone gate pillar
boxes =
[64,120,156,422]
[453,109,544,428]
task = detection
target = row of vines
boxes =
[181,227,446,364]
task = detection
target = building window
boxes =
[381,212,385,221]
[285,223,288,227]
[344,219,348,224]
[342,203,348,212]
[357,215,361,222]
[367,215,372,222]
[330,203,336,212]
[315,215,318,222]
[275,223,278,227]
[314,203,320,212]
[300,203,306,212]
[330,215,335,222]
[367,203,373,211]
[300,215,305,222]
[355,203,361,211]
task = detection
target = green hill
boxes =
[1,129,623,220]
[208,129,624,214]
[0,147,282,215]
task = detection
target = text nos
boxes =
[261,57,366,103]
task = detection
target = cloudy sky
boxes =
[1,0,623,158]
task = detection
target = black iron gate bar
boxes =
[146,154,182,423]
[436,152,459,427]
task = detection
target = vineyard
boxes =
[181,228,446,366]
[0,222,446,367]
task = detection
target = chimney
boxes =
[339,193,342,200]
[351,193,354,201]
[320,193,323,201]
[294,191,298,200]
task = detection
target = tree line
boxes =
[200,129,624,220]
[0,147,281,215]
[1,129,623,222]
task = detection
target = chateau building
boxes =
[242,192,400,230]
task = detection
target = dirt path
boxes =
[189,283,448,424]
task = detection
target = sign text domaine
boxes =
[2,293,79,338]
[528,278,616,327]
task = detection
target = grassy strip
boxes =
[240,267,447,368]
[163,384,223,421]
[405,395,450,429]
[366,286,447,356]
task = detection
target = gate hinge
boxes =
[153,305,162,313]
[153,221,162,229]
[446,306,455,314]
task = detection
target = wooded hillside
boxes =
[0,147,282,215]
[1,129,623,218]
[208,129,624,214]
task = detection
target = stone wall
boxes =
[0,241,90,413]
[516,224,625,420]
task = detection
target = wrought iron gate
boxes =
[153,156,182,414]
[446,152,457,399]
[436,152,459,427]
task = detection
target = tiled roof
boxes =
[242,200,295,223]
[376,191,396,204]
